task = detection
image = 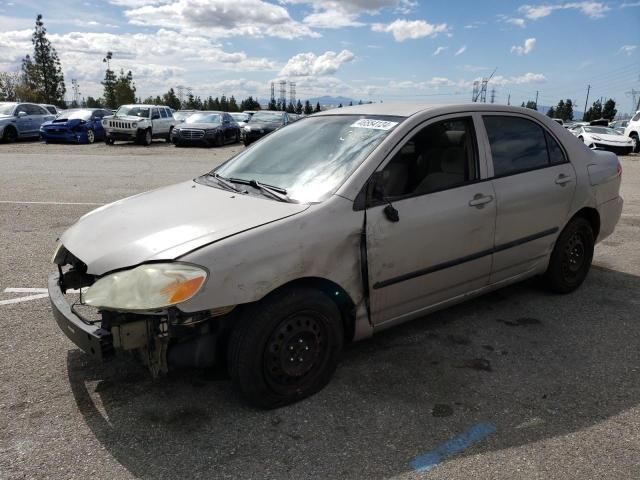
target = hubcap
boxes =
[87,130,94,143]
[264,313,326,385]
[146,131,151,143]
[563,231,586,276]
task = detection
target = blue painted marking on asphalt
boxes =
[410,422,497,472]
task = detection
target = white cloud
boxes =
[0,27,278,99]
[618,45,637,55]
[122,0,319,39]
[620,1,640,6]
[511,37,536,55]
[507,17,526,27]
[372,19,449,41]
[489,72,547,86]
[461,65,489,72]
[454,45,466,56]
[519,2,610,20]
[279,50,355,77]
[433,46,447,56]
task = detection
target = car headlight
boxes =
[83,263,207,311]
[132,122,138,128]
[591,136,601,141]
[243,126,251,132]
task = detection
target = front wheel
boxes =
[104,136,115,145]
[138,128,152,146]
[2,126,17,143]
[166,127,173,143]
[544,217,594,293]
[227,287,344,409]
[86,128,95,144]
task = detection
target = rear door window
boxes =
[545,132,566,165]
[160,108,167,118]
[483,116,550,177]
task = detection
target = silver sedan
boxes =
[50,103,623,408]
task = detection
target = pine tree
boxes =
[524,100,537,110]
[547,107,556,118]
[85,96,102,108]
[314,101,321,113]
[583,100,603,122]
[163,88,181,110]
[303,100,312,115]
[21,15,66,105]
[113,69,136,106]
[296,99,303,114]
[563,99,574,121]
[602,99,617,120]
[349,101,353,106]
[102,70,117,109]
[229,95,239,112]
[268,98,277,110]
[555,100,565,119]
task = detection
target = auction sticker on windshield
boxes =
[350,119,398,130]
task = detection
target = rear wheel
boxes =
[86,129,95,144]
[227,287,344,409]
[631,133,639,154]
[2,126,17,143]
[544,217,594,293]
[166,127,173,143]
[216,133,224,147]
[104,136,115,145]
[138,128,152,146]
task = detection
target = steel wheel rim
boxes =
[562,231,586,278]
[145,131,151,143]
[87,130,94,143]
[264,311,328,387]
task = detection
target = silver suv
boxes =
[103,104,175,146]
[623,110,640,153]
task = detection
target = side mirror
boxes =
[17,111,27,117]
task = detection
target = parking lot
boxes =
[1,140,640,479]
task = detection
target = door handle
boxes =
[555,174,573,185]
[468,194,494,208]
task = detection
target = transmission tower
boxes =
[472,67,497,103]
[289,82,296,107]
[472,81,479,102]
[627,88,640,113]
[71,79,80,106]
[270,82,275,103]
[279,80,287,107]
[490,88,496,104]
[176,85,185,104]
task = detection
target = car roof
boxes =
[120,104,168,108]
[316,102,551,118]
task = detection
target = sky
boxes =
[0,0,638,114]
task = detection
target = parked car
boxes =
[40,104,64,115]
[609,120,629,134]
[40,108,111,144]
[242,110,290,146]
[0,102,55,142]
[171,111,240,147]
[570,125,634,155]
[623,110,640,153]
[173,110,196,123]
[103,104,175,146]
[49,103,622,408]
[229,112,251,128]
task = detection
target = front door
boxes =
[365,115,496,327]
[479,114,577,283]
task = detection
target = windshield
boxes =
[0,103,17,115]
[116,106,149,118]
[185,113,221,124]
[584,126,620,135]
[250,112,283,123]
[230,113,249,122]
[213,115,402,203]
[56,109,92,121]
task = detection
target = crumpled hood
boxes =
[589,133,632,143]
[60,180,309,275]
[109,115,147,122]
[43,118,83,129]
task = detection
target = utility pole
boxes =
[289,82,296,107]
[490,88,496,104]
[472,81,479,102]
[102,51,112,70]
[534,90,539,110]
[583,85,590,120]
[71,79,80,106]
[507,93,510,105]
[279,80,286,109]
[270,82,275,104]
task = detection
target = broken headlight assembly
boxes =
[83,263,207,311]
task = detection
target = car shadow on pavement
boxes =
[67,265,640,479]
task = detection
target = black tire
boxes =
[86,128,95,144]
[104,137,115,145]
[544,217,594,294]
[166,127,173,143]
[235,131,240,143]
[631,133,639,154]
[2,126,17,143]
[216,133,224,147]
[227,287,344,409]
[243,139,250,147]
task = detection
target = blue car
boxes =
[40,108,111,144]
[0,102,55,142]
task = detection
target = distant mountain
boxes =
[308,95,359,106]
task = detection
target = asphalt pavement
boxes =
[1,140,639,480]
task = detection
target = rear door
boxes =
[365,114,496,327]
[14,104,33,136]
[479,114,576,284]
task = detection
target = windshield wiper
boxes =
[228,178,292,202]
[207,172,247,193]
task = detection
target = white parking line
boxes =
[0,294,49,306]
[4,288,48,293]
[622,214,640,218]
[0,200,105,206]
